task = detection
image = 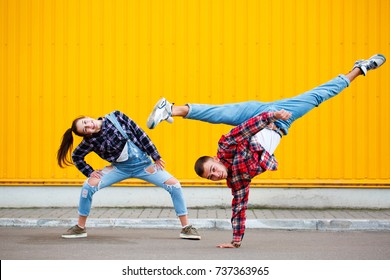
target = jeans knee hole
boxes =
[145,165,157,175]
[102,165,114,175]
[87,177,101,187]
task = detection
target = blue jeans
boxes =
[78,143,188,217]
[186,75,350,134]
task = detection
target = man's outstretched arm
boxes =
[217,182,250,249]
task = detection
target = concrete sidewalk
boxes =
[1,207,390,231]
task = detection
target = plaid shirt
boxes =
[72,110,161,177]
[217,112,278,242]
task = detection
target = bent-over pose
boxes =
[57,110,201,240]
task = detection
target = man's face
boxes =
[201,158,228,181]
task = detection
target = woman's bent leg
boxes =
[136,163,188,217]
[78,165,129,217]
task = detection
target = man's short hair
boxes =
[194,156,213,177]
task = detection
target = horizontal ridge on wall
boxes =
[1,179,389,188]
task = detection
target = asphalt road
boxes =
[1,227,390,260]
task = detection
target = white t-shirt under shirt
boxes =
[251,127,281,155]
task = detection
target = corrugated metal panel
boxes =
[1,0,389,187]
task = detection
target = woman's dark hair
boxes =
[194,156,213,177]
[57,116,85,167]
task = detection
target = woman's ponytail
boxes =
[57,116,85,167]
[57,128,75,167]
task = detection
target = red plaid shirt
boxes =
[217,112,278,242]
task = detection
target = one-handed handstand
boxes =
[147,54,386,248]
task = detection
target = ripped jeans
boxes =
[78,145,188,217]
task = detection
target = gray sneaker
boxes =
[62,225,87,239]
[180,225,201,240]
[147,98,174,129]
[353,54,386,76]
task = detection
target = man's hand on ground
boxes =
[216,242,241,248]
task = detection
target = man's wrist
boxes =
[231,241,241,248]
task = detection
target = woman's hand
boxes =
[154,159,166,170]
[90,170,103,179]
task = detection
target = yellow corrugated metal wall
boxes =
[1,0,389,187]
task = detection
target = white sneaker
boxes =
[353,54,386,76]
[147,98,174,129]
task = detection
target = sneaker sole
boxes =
[180,234,201,240]
[61,233,88,239]
[147,98,166,129]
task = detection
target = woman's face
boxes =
[75,117,101,136]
